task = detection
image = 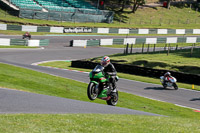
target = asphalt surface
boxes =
[0,35,200,115]
[0,88,162,115]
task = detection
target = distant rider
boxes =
[23,32,31,40]
[100,56,117,95]
[164,72,172,84]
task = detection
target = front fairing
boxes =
[89,71,104,79]
[89,65,107,83]
[166,82,173,87]
[169,76,177,83]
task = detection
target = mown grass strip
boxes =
[0,114,200,133]
[0,45,38,48]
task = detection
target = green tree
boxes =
[119,0,127,11]
[107,0,145,13]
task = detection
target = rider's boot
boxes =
[106,84,112,96]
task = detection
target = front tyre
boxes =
[162,83,167,89]
[107,92,118,106]
[173,83,178,90]
[87,82,98,100]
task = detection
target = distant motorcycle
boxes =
[160,76,178,90]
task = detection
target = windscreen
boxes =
[93,65,104,72]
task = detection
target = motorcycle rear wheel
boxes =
[106,92,118,106]
[87,82,98,100]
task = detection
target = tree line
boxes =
[98,0,171,13]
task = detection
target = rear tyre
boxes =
[87,82,98,100]
[107,92,118,106]
[173,83,178,90]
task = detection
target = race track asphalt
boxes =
[0,88,162,116]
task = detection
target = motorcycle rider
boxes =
[163,72,172,85]
[100,56,117,95]
[22,32,31,40]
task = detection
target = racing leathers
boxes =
[103,63,117,95]
[164,75,172,85]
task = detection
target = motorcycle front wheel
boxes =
[107,92,118,106]
[173,83,178,90]
[87,82,98,100]
[162,83,167,89]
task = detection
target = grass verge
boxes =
[0,114,200,133]
[1,63,200,132]
[0,45,38,48]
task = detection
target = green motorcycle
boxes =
[87,65,118,106]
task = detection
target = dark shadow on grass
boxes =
[144,87,174,91]
[113,10,129,23]
[131,60,200,74]
[111,59,127,63]
[109,53,132,58]
[142,5,158,10]
[132,60,168,68]
[190,98,200,101]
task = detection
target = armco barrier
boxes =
[72,36,200,47]
[71,60,200,85]
[39,39,49,46]
[7,25,22,31]
[0,38,49,46]
[2,23,200,35]
[10,39,27,46]
[0,38,10,46]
